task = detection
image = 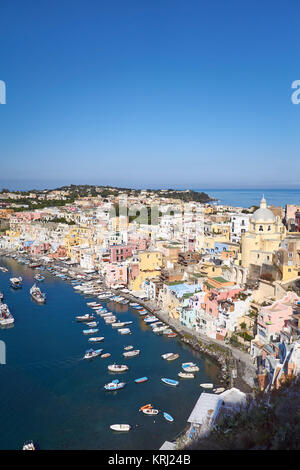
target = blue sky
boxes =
[0,0,299,190]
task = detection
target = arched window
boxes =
[268,225,271,231]
[259,225,263,231]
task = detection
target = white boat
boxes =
[104,380,126,391]
[182,362,200,372]
[110,424,131,432]
[85,321,98,327]
[30,284,46,303]
[83,348,103,359]
[123,349,140,357]
[124,345,133,350]
[178,372,195,379]
[88,337,104,343]
[142,408,159,415]
[214,387,225,394]
[10,277,22,289]
[108,364,129,373]
[76,314,95,322]
[22,441,35,450]
[0,303,14,326]
[166,353,179,361]
[200,383,214,389]
[161,353,175,360]
[111,322,126,328]
[118,328,131,335]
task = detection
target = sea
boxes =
[0,258,220,450]
[199,189,300,208]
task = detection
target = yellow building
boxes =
[273,235,300,281]
[130,251,163,292]
[241,196,285,268]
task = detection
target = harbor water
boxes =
[0,257,220,450]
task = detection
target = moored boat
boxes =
[166,353,179,361]
[83,348,102,360]
[30,284,46,303]
[142,408,159,415]
[163,412,174,422]
[200,383,214,389]
[76,314,95,322]
[0,303,14,326]
[104,380,126,391]
[123,349,140,357]
[178,372,195,379]
[135,377,148,384]
[110,424,131,432]
[139,404,152,411]
[88,337,104,343]
[100,353,111,358]
[161,378,179,387]
[22,441,35,450]
[10,277,22,289]
[161,353,175,360]
[83,328,99,335]
[108,364,129,373]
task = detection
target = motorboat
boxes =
[111,322,126,328]
[178,372,195,379]
[104,380,126,391]
[135,377,148,384]
[10,277,22,289]
[144,316,159,324]
[108,364,129,373]
[85,321,98,327]
[83,348,102,359]
[161,378,179,387]
[88,337,104,343]
[123,349,140,357]
[34,274,45,282]
[142,408,159,415]
[124,345,133,351]
[182,362,200,372]
[30,284,46,303]
[110,424,131,432]
[22,441,35,450]
[118,328,131,335]
[83,328,99,335]
[163,412,174,422]
[76,314,95,322]
[0,303,14,326]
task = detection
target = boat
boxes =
[104,381,126,391]
[139,404,152,411]
[108,364,129,372]
[100,353,111,358]
[111,322,126,328]
[161,378,179,387]
[83,328,99,335]
[182,362,200,372]
[135,377,148,384]
[0,303,14,326]
[0,292,3,301]
[167,332,177,338]
[144,316,159,324]
[118,328,131,335]
[162,329,173,335]
[85,321,98,327]
[34,274,45,282]
[200,383,214,389]
[88,337,104,343]
[10,277,22,289]
[110,424,131,432]
[22,441,35,450]
[161,353,175,360]
[166,353,179,361]
[76,314,95,322]
[214,387,225,394]
[124,345,133,350]
[30,284,46,303]
[83,348,102,359]
[142,408,159,415]
[178,372,195,379]
[123,349,140,357]
[163,412,174,422]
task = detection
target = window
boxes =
[259,225,263,231]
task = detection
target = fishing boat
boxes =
[124,345,133,350]
[200,383,214,389]
[163,412,174,422]
[135,377,148,384]
[88,337,104,343]
[34,274,45,282]
[0,303,14,326]
[83,328,99,335]
[110,424,131,432]
[161,378,179,387]
[178,372,195,379]
[100,353,111,358]
[76,314,95,322]
[182,362,200,372]
[139,404,152,411]
[10,277,22,289]
[22,441,36,450]
[30,284,46,303]
[142,408,159,415]
[167,332,177,338]
[123,349,140,357]
[108,364,129,373]
[144,316,159,324]
[83,348,102,359]
[166,353,179,361]
[104,380,126,391]
[161,353,175,360]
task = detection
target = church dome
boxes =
[251,196,276,223]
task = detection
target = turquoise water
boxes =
[0,258,219,450]
[197,189,300,208]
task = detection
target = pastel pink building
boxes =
[204,286,242,318]
[257,292,300,343]
[127,234,149,251]
[105,264,128,287]
[110,244,134,263]
[29,243,51,255]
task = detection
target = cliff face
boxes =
[186,377,300,450]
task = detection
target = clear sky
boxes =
[0,0,299,190]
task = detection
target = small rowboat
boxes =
[110,424,131,432]
[139,404,152,411]
[200,383,214,389]
[124,345,133,350]
[161,353,175,360]
[135,377,148,384]
[166,353,179,361]
[178,372,195,379]
[142,408,159,415]
[214,387,225,394]
[167,332,177,338]
[182,362,199,372]
[161,378,179,387]
[163,412,174,422]
[123,349,140,357]
[101,353,111,358]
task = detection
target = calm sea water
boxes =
[0,258,220,450]
[196,189,300,208]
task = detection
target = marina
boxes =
[0,256,220,450]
